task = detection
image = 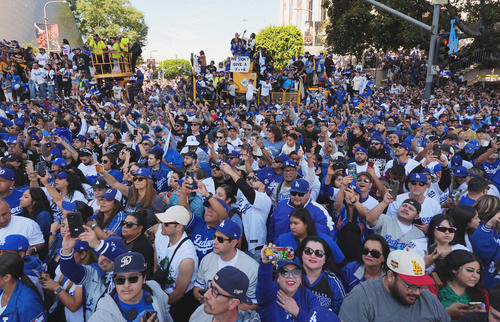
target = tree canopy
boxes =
[256,25,304,70]
[324,0,500,63]
[158,59,191,80]
[68,0,148,46]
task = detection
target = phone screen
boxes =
[67,212,84,238]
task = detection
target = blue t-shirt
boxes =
[482,158,500,191]
[458,194,476,206]
[115,290,154,320]
[186,215,216,261]
[91,210,127,235]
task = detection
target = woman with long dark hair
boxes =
[431,250,489,319]
[341,234,390,292]
[447,205,480,251]
[276,207,345,265]
[19,187,53,241]
[100,152,123,182]
[297,236,346,314]
[90,188,126,239]
[37,170,87,213]
[0,253,47,321]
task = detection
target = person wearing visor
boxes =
[90,252,173,322]
[339,249,449,321]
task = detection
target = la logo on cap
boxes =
[295,182,300,188]
[220,221,225,227]
[121,255,132,267]
[412,260,423,275]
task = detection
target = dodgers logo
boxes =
[120,255,132,267]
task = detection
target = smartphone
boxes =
[347,164,357,179]
[428,242,438,254]
[37,161,47,177]
[433,145,441,157]
[26,160,34,173]
[467,302,483,308]
[389,180,399,199]
[133,129,137,136]
[67,212,84,238]
[413,218,424,226]
[185,170,198,189]
[264,246,295,262]
[143,311,157,321]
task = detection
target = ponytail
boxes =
[20,274,44,300]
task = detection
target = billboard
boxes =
[304,21,313,46]
[34,23,60,52]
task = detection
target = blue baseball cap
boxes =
[61,201,77,211]
[75,135,87,142]
[453,166,468,178]
[409,172,428,184]
[275,153,289,163]
[135,167,152,179]
[255,171,268,183]
[371,135,384,144]
[0,234,29,251]
[411,123,421,129]
[0,168,14,181]
[432,163,442,174]
[55,171,69,179]
[215,219,241,240]
[51,157,67,168]
[355,147,368,155]
[228,151,241,159]
[99,188,117,201]
[395,142,411,152]
[74,240,91,252]
[204,197,229,213]
[283,160,297,169]
[212,266,252,304]
[464,143,476,154]
[113,252,146,274]
[290,179,309,194]
[277,256,302,271]
[451,155,463,168]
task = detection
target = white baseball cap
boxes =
[155,205,190,225]
[386,249,434,286]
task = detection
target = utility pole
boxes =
[364,0,445,100]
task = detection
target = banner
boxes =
[34,23,60,52]
[230,56,251,73]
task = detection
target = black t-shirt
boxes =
[125,233,154,278]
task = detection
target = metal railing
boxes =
[90,51,133,77]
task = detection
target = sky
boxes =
[130,0,281,63]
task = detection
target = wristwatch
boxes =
[54,286,63,295]
[91,223,98,230]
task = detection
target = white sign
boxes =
[230,57,251,73]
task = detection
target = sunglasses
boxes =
[101,160,110,164]
[357,177,372,184]
[279,268,302,278]
[410,181,426,187]
[304,247,325,258]
[162,222,177,227]
[370,142,381,145]
[435,226,456,233]
[121,221,139,228]
[213,234,233,243]
[246,176,259,182]
[290,191,305,197]
[133,176,146,182]
[362,248,382,258]
[216,136,225,139]
[113,274,141,285]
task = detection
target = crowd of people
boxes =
[0,29,498,322]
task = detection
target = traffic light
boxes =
[436,33,450,66]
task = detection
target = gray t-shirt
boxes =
[189,305,260,322]
[339,277,450,322]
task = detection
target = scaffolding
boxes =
[90,51,134,79]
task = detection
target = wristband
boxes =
[203,192,213,202]
[91,223,98,230]
[54,286,63,295]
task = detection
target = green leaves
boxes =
[256,25,304,70]
[72,0,148,46]
[158,59,192,80]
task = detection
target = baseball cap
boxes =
[275,153,289,163]
[92,178,109,189]
[228,151,241,159]
[0,234,29,251]
[355,147,368,155]
[0,168,14,181]
[451,155,463,168]
[386,249,434,286]
[99,188,117,201]
[74,240,91,253]
[453,166,468,178]
[283,160,297,169]
[61,201,77,211]
[155,205,190,225]
[394,142,411,152]
[402,198,421,214]
[113,252,147,275]
[51,157,67,168]
[78,148,93,156]
[214,219,241,240]
[135,167,152,179]
[212,266,252,304]
[290,179,309,194]
[75,135,87,142]
[55,171,69,180]
[204,198,229,213]
[410,123,421,130]
[409,172,428,184]
[276,256,302,271]
[464,143,476,154]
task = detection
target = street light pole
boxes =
[43,0,68,52]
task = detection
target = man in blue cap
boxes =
[90,252,173,322]
[368,135,391,175]
[269,178,334,242]
[0,167,23,216]
[193,219,258,310]
[349,146,381,178]
[383,142,420,176]
[190,266,259,322]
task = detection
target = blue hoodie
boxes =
[256,262,320,322]
[0,281,47,321]
[470,223,500,290]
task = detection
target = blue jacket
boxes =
[275,232,345,265]
[256,262,320,322]
[304,270,346,314]
[0,281,47,321]
[340,261,367,293]
[470,223,500,290]
[269,198,334,243]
